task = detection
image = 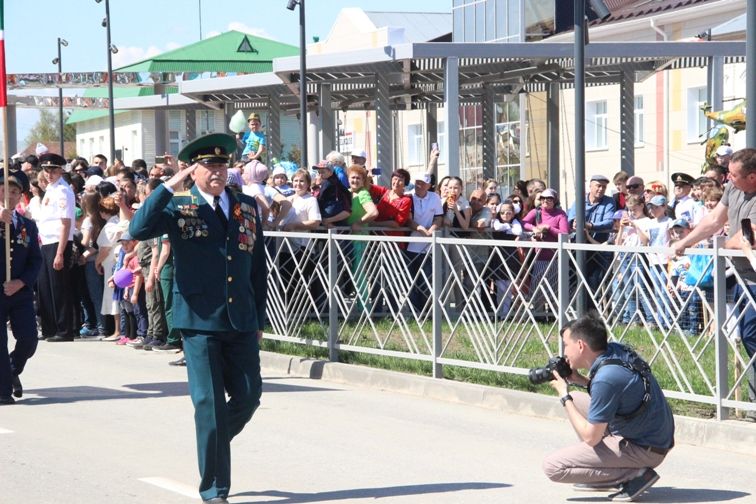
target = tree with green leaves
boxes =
[25,109,76,158]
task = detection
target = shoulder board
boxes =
[173,191,191,197]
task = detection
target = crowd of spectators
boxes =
[3,142,746,364]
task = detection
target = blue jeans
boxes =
[621,256,652,325]
[734,284,756,403]
[84,261,106,334]
[648,265,673,330]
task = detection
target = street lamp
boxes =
[95,0,116,163]
[53,37,68,158]
[287,0,307,168]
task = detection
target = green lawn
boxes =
[262,318,753,419]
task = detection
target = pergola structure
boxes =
[119,40,746,188]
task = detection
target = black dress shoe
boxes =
[0,395,15,405]
[169,356,186,367]
[11,374,22,398]
[202,498,228,504]
[47,336,74,342]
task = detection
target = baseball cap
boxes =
[715,145,733,157]
[351,149,367,159]
[84,175,104,188]
[312,160,332,170]
[540,188,558,199]
[612,210,624,220]
[672,219,690,229]
[648,195,667,207]
[118,231,134,242]
[412,172,432,185]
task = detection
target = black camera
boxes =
[528,356,572,385]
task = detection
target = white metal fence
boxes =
[263,230,756,421]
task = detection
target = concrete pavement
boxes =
[1,339,754,503]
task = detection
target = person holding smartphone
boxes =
[674,148,756,421]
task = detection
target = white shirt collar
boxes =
[195,186,229,216]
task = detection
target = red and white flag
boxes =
[0,1,6,108]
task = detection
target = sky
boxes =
[5,0,450,148]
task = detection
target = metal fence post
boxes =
[557,234,569,355]
[327,229,338,362]
[712,235,729,420]
[432,230,443,378]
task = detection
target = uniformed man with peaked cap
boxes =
[0,169,42,405]
[130,133,266,504]
[36,152,76,342]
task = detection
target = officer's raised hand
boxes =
[165,162,199,192]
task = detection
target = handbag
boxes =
[684,253,713,288]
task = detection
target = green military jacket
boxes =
[129,184,267,333]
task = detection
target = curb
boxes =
[261,351,756,457]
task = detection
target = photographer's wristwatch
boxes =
[560,394,574,407]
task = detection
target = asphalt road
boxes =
[1,339,754,503]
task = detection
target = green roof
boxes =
[115,31,299,73]
[66,87,177,124]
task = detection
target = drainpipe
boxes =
[650,18,670,183]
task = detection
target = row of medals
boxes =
[177,217,208,239]
[237,221,253,251]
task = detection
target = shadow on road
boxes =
[20,379,337,405]
[231,482,510,503]
[566,486,749,503]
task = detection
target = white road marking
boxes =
[138,477,200,499]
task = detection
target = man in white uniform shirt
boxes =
[406,172,443,311]
[36,153,76,342]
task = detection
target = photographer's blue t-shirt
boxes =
[587,343,675,449]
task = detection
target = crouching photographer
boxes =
[541,316,675,502]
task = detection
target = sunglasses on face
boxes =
[541,196,555,201]
[627,184,641,189]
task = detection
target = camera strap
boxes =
[587,351,652,420]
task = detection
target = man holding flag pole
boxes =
[0,2,43,405]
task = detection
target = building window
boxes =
[169,131,180,157]
[199,110,214,135]
[586,100,608,150]
[634,95,644,146]
[453,0,521,43]
[169,111,182,156]
[687,87,708,142]
[407,124,424,166]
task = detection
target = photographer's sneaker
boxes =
[609,468,659,502]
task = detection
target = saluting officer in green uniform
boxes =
[130,134,266,504]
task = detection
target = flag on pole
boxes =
[0,1,6,107]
